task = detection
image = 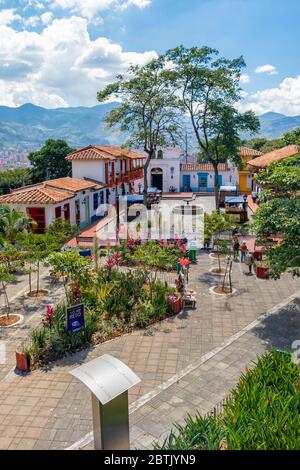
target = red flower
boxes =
[265,399,270,407]
[113,252,121,263]
[106,258,116,270]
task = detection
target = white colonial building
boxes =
[0,146,144,233]
[147,147,237,193]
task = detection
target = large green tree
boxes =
[251,155,300,279]
[97,58,183,205]
[28,139,74,183]
[0,168,32,195]
[246,137,284,154]
[165,46,260,209]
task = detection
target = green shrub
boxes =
[156,350,300,450]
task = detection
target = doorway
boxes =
[151,168,163,191]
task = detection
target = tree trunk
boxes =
[36,261,40,293]
[29,270,32,294]
[228,260,233,293]
[212,163,220,212]
[222,259,229,290]
[143,149,154,207]
[2,281,10,317]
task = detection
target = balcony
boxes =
[108,168,143,186]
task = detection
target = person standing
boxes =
[245,251,254,275]
[240,241,248,262]
[233,237,240,261]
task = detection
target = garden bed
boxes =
[27,289,49,298]
[209,267,227,275]
[25,252,180,368]
[156,350,300,450]
[209,253,227,261]
[0,314,23,327]
[116,239,187,272]
[210,286,236,296]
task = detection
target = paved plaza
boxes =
[0,252,300,450]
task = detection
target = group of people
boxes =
[232,234,254,275]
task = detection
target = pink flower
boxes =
[159,239,165,247]
[43,305,54,328]
[46,305,54,316]
[113,252,121,264]
[167,294,178,304]
[106,258,116,270]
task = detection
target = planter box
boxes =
[171,297,183,314]
[256,266,269,279]
[15,351,30,372]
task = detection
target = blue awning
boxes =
[123,194,144,203]
[225,196,245,204]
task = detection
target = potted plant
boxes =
[255,260,269,279]
[167,294,182,314]
[15,347,30,372]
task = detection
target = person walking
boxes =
[240,241,248,263]
[244,251,254,275]
[233,237,240,261]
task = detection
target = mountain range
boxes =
[1,104,300,154]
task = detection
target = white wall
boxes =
[147,159,181,192]
[72,160,105,183]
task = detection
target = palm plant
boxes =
[0,205,35,243]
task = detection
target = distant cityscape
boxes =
[0,149,32,171]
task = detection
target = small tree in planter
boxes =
[131,243,171,301]
[46,251,93,304]
[0,242,27,272]
[205,211,235,268]
[18,232,60,296]
[213,239,232,273]
[0,263,14,318]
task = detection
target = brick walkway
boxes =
[0,252,300,450]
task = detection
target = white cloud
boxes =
[239,75,300,116]
[52,0,151,19]
[255,64,278,75]
[41,12,54,25]
[23,15,40,28]
[0,9,21,26]
[121,0,151,8]
[0,16,157,108]
[240,74,250,84]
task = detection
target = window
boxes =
[93,192,99,211]
[100,191,104,204]
[157,150,163,159]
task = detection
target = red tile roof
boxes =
[239,146,263,157]
[0,177,105,205]
[66,145,145,161]
[180,163,228,172]
[0,187,73,205]
[247,145,299,169]
[45,177,104,191]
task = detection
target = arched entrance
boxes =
[151,168,163,191]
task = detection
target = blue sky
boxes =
[1,0,300,114]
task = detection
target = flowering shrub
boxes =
[42,305,54,329]
[167,294,178,304]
